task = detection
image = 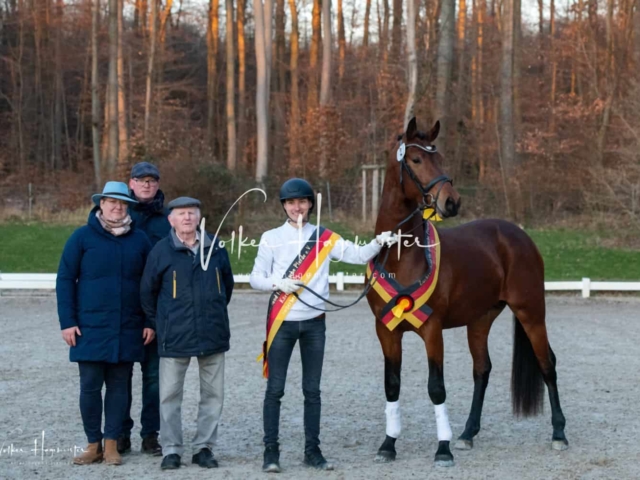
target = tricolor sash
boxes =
[366,220,441,331]
[258,226,340,378]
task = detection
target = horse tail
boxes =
[511,315,544,417]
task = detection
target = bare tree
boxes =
[237,0,247,164]
[320,0,332,105]
[144,0,157,145]
[254,0,273,182]
[117,0,128,164]
[308,0,322,108]
[107,0,119,173]
[226,0,237,170]
[338,0,346,81]
[434,0,455,151]
[92,0,102,187]
[404,0,417,129]
[500,0,515,176]
[288,0,301,172]
[207,0,220,151]
[363,0,372,47]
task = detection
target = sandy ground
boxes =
[1,292,639,480]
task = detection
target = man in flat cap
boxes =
[118,161,170,456]
[140,197,234,470]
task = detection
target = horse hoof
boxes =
[552,440,569,451]
[375,451,396,463]
[454,439,473,450]
[434,457,455,467]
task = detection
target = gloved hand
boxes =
[375,231,399,247]
[272,278,304,294]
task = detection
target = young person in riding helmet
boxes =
[250,178,398,473]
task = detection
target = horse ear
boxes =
[406,117,418,141]
[427,120,440,143]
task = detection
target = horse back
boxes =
[435,219,545,326]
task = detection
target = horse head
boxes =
[391,117,461,219]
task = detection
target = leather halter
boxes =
[397,141,453,219]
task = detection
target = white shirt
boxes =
[250,221,382,320]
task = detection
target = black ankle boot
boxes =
[262,444,281,473]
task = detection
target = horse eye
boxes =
[411,157,421,164]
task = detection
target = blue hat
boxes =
[167,197,201,210]
[92,181,139,206]
[130,162,160,180]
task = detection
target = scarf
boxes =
[96,211,132,236]
[131,190,166,215]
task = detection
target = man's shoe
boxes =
[116,435,131,454]
[161,454,181,470]
[192,448,219,468]
[141,434,163,456]
[304,448,334,471]
[262,444,281,473]
[104,439,122,465]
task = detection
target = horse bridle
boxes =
[398,142,453,220]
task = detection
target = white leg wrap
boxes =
[434,403,453,441]
[385,401,402,438]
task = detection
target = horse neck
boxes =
[374,173,422,235]
[374,170,427,273]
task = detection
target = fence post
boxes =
[28,183,33,221]
[581,277,591,298]
[336,272,345,291]
[361,169,367,222]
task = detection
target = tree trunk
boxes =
[390,0,402,59]
[308,0,322,109]
[338,0,346,81]
[237,0,247,165]
[254,0,273,182]
[92,0,102,187]
[320,0,332,106]
[144,0,157,145]
[434,0,455,151]
[363,0,371,47]
[549,0,557,133]
[107,0,119,173]
[117,0,128,164]
[226,0,237,170]
[404,0,417,129]
[500,0,515,175]
[207,0,220,151]
[288,0,301,174]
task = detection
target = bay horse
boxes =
[365,117,568,466]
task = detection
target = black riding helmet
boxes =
[279,178,315,215]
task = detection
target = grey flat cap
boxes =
[168,197,201,210]
[131,161,160,179]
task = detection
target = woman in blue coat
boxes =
[56,181,154,466]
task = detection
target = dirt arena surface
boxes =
[1,292,639,479]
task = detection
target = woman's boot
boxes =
[104,439,122,465]
[73,442,103,465]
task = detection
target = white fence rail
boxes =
[1,273,639,298]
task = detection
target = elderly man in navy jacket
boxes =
[140,197,234,471]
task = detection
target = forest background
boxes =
[1,0,640,276]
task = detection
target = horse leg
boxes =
[455,304,504,450]
[511,305,569,451]
[420,320,455,467]
[375,320,403,463]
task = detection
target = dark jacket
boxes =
[56,208,152,363]
[140,229,234,357]
[129,190,171,246]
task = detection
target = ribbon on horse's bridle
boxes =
[287,140,452,313]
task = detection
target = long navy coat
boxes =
[140,230,234,358]
[56,208,152,363]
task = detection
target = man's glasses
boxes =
[134,178,159,186]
